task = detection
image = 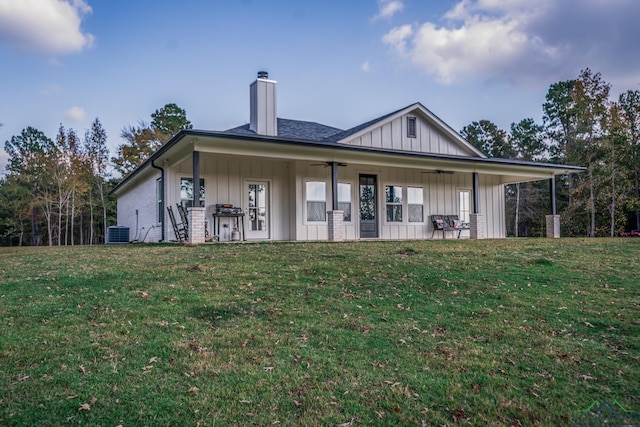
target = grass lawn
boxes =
[1,238,639,426]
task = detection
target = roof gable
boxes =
[334,103,486,158]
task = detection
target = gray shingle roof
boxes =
[326,105,409,142]
[225,118,343,141]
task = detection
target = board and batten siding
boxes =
[116,170,162,243]
[166,154,292,241]
[341,114,477,157]
[294,162,506,241]
[118,159,506,243]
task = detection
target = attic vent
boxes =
[257,71,269,79]
[407,116,417,138]
[106,226,129,244]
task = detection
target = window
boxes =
[156,178,163,223]
[338,182,351,222]
[181,177,205,208]
[306,181,326,222]
[407,116,417,138]
[385,185,403,222]
[408,186,423,222]
[458,189,471,223]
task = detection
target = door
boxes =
[247,182,269,239]
[359,174,378,238]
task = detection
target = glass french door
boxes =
[359,174,378,238]
[247,182,269,239]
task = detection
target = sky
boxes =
[1,0,639,176]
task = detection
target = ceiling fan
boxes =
[421,169,454,175]
[310,161,348,168]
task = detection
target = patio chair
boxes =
[167,205,188,242]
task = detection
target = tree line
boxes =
[1,70,639,245]
[0,104,191,246]
[461,69,639,237]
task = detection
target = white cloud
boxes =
[64,106,86,122]
[373,0,404,21]
[381,24,412,56]
[0,0,94,55]
[382,0,640,88]
[361,61,370,72]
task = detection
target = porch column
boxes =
[193,150,201,207]
[331,161,339,210]
[546,177,561,238]
[327,161,344,241]
[470,172,485,239]
[188,150,206,244]
[327,210,345,242]
[188,207,206,244]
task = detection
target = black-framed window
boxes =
[385,185,403,222]
[338,182,351,222]
[180,177,205,208]
[306,181,326,222]
[156,178,163,223]
[408,186,424,222]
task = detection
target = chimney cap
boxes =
[257,71,269,79]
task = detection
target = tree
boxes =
[543,79,585,235]
[151,103,192,142]
[508,118,548,237]
[602,103,630,236]
[112,103,192,177]
[571,69,611,237]
[0,176,30,245]
[618,90,640,231]
[4,127,56,245]
[460,120,513,158]
[84,118,110,243]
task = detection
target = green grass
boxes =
[0,239,638,426]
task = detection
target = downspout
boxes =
[151,159,165,242]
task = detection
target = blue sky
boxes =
[1,0,639,175]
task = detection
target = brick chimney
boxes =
[249,71,277,136]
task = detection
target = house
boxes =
[111,72,584,243]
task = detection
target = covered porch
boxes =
[159,133,574,244]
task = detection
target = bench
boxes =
[431,214,469,239]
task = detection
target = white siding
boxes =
[117,158,507,243]
[116,170,162,242]
[166,155,292,241]
[341,114,478,157]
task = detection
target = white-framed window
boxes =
[156,178,163,223]
[407,186,424,222]
[306,181,326,222]
[407,116,417,138]
[338,182,351,222]
[180,177,205,208]
[458,189,471,223]
[385,185,403,222]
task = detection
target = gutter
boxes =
[151,158,165,242]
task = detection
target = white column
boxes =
[188,207,206,244]
[470,213,485,240]
[546,215,561,238]
[327,210,344,242]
